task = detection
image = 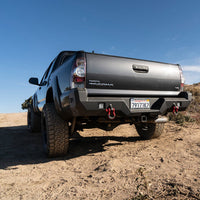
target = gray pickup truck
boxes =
[23,51,191,157]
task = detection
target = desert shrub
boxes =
[184,115,195,122]
[193,82,200,86]
[184,83,200,96]
[187,96,200,113]
[168,84,199,125]
[173,113,185,125]
[168,113,195,126]
[192,88,200,96]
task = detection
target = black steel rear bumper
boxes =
[59,88,192,120]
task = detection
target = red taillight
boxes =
[180,83,184,90]
[73,77,85,83]
[178,65,185,91]
[71,56,86,87]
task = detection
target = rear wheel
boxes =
[42,103,69,157]
[135,123,164,139]
[27,106,41,132]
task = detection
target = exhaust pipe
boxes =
[140,115,168,123]
[155,116,168,123]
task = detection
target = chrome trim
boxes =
[87,89,180,96]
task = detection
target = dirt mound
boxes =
[0,113,200,199]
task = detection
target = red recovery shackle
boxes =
[106,104,116,120]
[172,104,179,115]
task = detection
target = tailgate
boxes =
[86,53,181,96]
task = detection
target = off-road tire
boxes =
[27,106,41,132]
[42,103,69,157]
[135,123,164,140]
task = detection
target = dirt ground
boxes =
[0,113,200,200]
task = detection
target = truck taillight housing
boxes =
[71,56,86,88]
[178,65,185,91]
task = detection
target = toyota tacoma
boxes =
[22,51,191,157]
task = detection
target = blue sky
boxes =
[0,0,200,113]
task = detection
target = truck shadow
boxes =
[0,125,141,169]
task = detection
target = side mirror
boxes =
[29,77,39,85]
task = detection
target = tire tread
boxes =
[43,103,69,157]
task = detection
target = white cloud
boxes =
[183,71,200,84]
[182,65,200,73]
[176,57,200,84]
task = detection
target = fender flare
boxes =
[32,94,40,113]
[51,76,63,113]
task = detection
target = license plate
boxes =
[130,98,150,109]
